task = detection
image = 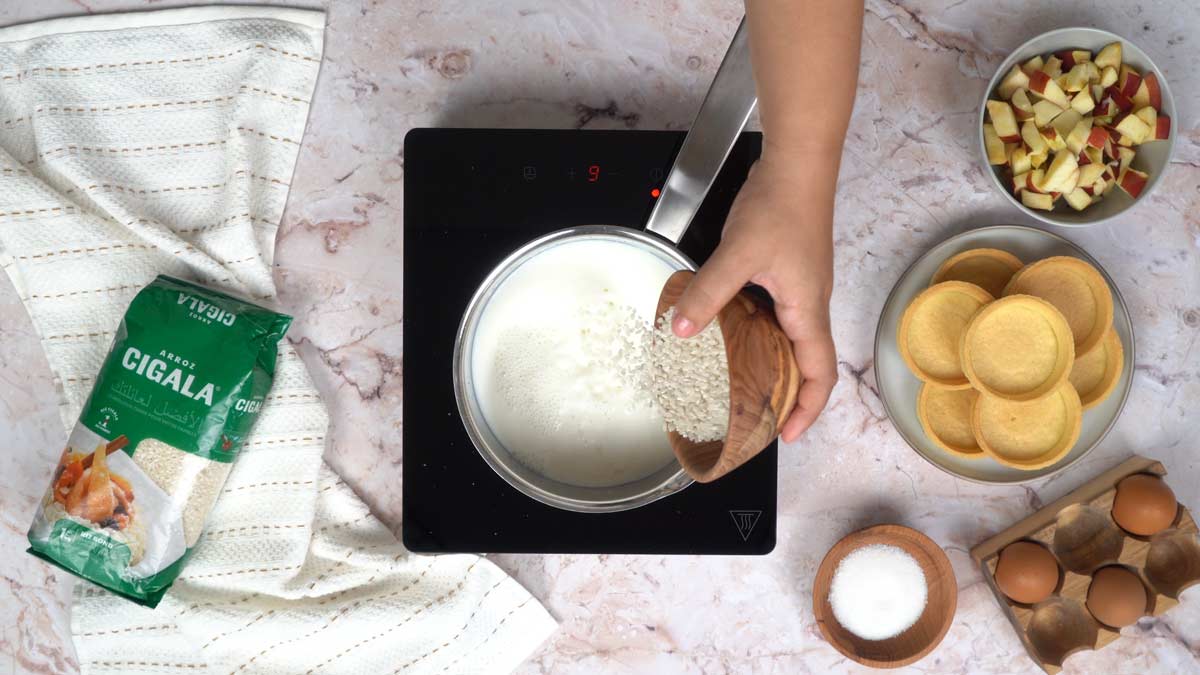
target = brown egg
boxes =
[995,541,1060,604]
[1112,474,1178,536]
[1087,566,1148,627]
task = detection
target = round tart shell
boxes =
[961,295,1075,402]
[1003,256,1114,359]
[918,384,983,458]
[931,248,1023,298]
[1068,329,1124,410]
[972,384,1083,471]
[898,281,994,389]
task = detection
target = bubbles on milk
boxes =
[470,239,678,488]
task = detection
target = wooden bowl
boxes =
[813,524,958,669]
[656,270,801,483]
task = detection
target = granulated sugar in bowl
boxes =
[829,543,929,640]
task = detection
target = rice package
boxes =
[27,275,291,607]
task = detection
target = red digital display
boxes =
[587,164,600,182]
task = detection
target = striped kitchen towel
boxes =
[0,6,555,674]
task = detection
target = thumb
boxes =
[672,245,751,338]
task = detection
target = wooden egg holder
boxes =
[970,456,1200,674]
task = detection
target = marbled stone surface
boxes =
[2,1,1198,673]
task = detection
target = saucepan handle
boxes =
[644,16,758,245]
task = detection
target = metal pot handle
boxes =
[644,16,758,245]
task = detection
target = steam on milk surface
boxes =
[471,239,678,488]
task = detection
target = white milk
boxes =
[470,238,679,488]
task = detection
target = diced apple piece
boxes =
[1063,64,1091,92]
[1061,168,1081,194]
[1105,86,1134,112]
[1022,55,1045,75]
[1030,150,1048,169]
[1070,88,1095,114]
[1132,79,1151,110]
[1086,126,1109,149]
[998,64,1031,100]
[1134,106,1157,132]
[1084,145,1103,166]
[1103,172,1117,195]
[983,123,1007,165]
[1042,55,1064,78]
[1041,126,1067,151]
[1100,65,1118,88]
[1066,118,1093,155]
[1064,187,1093,210]
[1103,135,1118,160]
[987,100,1021,142]
[1084,176,1106,196]
[1142,72,1163,110]
[1022,190,1055,211]
[1117,146,1136,174]
[1012,89,1035,120]
[1012,171,1029,194]
[1042,149,1079,192]
[1022,120,1048,155]
[1051,108,1083,139]
[1117,166,1149,199]
[1033,99,1065,127]
[1029,70,1071,108]
[1118,64,1141,98]
[1027,169,1047,192]
[1155,115,1171,140]
[1114,113,1151,145]
[1078,163,1106,187]
[1084,62,1101,84]
[1010,144,1032,175]
[1094,42,1122,70]
[1056,50,1092,69]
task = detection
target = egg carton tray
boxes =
[970,455,1200,673]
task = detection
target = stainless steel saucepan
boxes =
[454,18,758,512]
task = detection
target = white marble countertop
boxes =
[2,1,1198,673]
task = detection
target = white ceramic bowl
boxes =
[874,225,1135,484]
[979,28,1177,228]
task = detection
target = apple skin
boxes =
[1105,86,1135,112]
[1142,72,1164,110]
[1087,127,1109,149]
[1118,65,1142,98]
[1156,115,1171,140]
[1117,167,1148,199]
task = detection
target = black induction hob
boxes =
[402,128,775,554]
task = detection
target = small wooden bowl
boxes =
[657,270,801,483]
[813,524,958,669]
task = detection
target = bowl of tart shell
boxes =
[898,247,1124,472]
[970,457,1200,673]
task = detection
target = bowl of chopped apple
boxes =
[980,28,1176,227]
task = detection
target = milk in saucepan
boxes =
[470,238,677,488]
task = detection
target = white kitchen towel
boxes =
[0,7,555,675]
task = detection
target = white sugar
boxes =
[828,543,928,641]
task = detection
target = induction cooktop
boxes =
[402,128,775,554]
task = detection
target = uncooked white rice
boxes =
[614,305,730,443]
[133,439,233,547]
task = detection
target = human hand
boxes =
[671,148,838,443]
